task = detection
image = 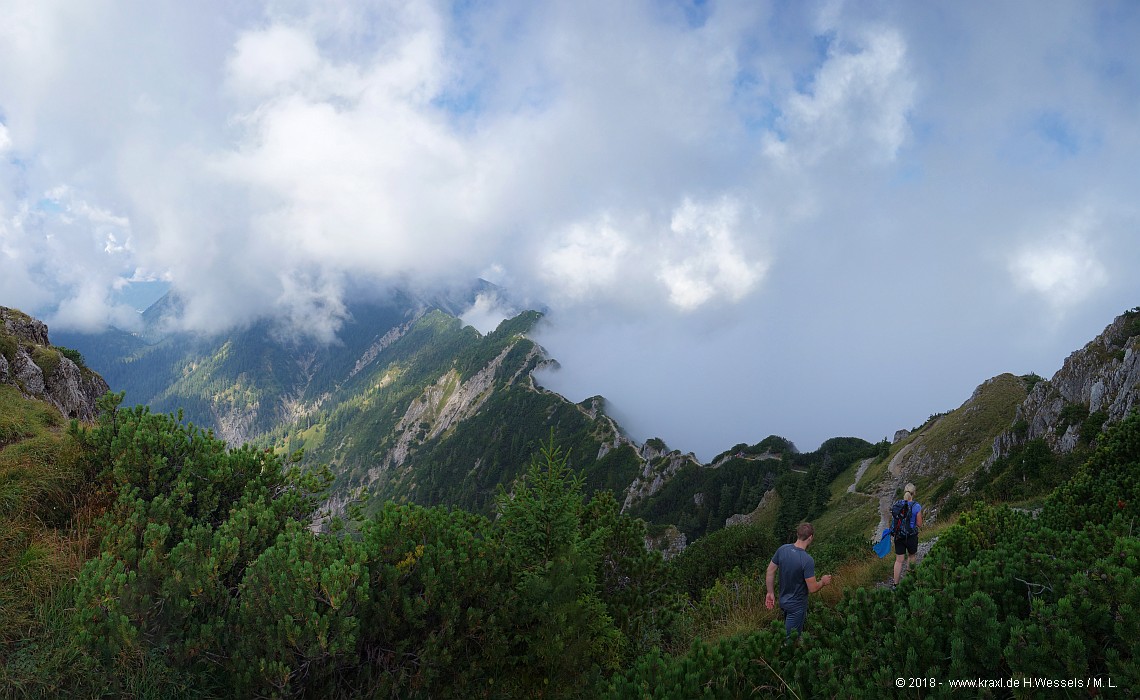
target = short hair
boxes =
[796,522,815,541]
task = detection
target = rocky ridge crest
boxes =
[992,309,1140,459]
[621,439,702,512]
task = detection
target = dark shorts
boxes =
[895,533,918,556]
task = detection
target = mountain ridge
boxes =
[37,296,1140,550]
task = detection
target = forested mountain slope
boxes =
[55,293,656,521]
[3,345,1136,698]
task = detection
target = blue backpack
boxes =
[890,500,915,537]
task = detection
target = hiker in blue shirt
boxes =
[765,522,832,637]
[891,482,923,587]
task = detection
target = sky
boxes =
[2,1,1139,461]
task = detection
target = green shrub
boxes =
[1056,402,1089,437]
[1020,373,1044,392]
[69,393,333,679]
[669,523,777,598]
[1081,409,1109,445]
[230,522,369,696]
[14,390,1138,697]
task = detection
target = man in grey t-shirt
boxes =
[765,522,832,637]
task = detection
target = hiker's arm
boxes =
[765,561,777,609]
[805,574,833,593]
[917,510,924,527]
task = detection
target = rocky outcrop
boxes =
[621,440,701,512]
[1,306,109,421]
[646,525,687,560]
[2,308,51,346]
[993,309,1140,459]
[213,402,259,448]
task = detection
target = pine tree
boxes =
[493,437,622,697]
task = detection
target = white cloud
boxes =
[658,197,766,311]
[209,3,489,292]
[0,214,51,313]
[225,25,323,100]
[1009,208,1108,311]
[460,291,516,334]
[538,197,768,314]
[540,215,633,305]
[1,1,1139,456]
[765,26,914,168]
[271,268,349,344]
[0,182,141,330]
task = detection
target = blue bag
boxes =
[872,528,891,558]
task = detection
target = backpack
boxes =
[890,500,915,537]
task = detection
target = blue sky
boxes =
[2,1,1139,460]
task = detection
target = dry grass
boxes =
[680,569,781,649]
[677,513,968,650]
[0,388,106,648]
[819,555,895,605]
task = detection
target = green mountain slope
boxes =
[270,308,644,515]
[57,295,650,522]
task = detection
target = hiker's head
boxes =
[795,522,814,544]
[904,483,916,501]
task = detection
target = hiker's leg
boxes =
[783,601,807,639]
[904,534,919,575]
[892,535,908,583]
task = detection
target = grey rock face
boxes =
[621,444,701,512]
[12,351,46,396]
[45,356,110,422]
[1,306,110,421]
[994,310,1140,459]
[1,307,50,345]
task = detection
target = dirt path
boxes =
[866,421,946,586]
[915,537,937,565]
[873,433,927,532]
[847,457,874,494]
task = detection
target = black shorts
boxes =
[894,533,918,556]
